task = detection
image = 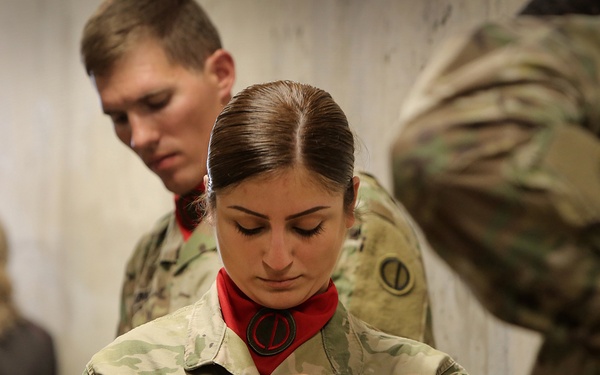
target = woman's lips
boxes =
[260,276,301,289]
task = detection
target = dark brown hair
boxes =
[81,0,222,76]
[206,80,356,211]
[519,0,600,15]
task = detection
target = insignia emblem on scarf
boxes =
[247,308,296,356]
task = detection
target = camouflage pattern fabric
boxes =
[391,15,600,374]
[85,284,467,375]
[117,213,222,335]
[118,171,435,345]
[334,171,434,344]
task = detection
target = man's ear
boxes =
[205,49,236,105]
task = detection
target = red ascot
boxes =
[216,268,338,375]
[174,182,205,241]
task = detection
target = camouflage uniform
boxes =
[118,171,434,344]
[334,171,434,344]
[85,284,466,375]
[117,211,221,335]
[391,15,600,374]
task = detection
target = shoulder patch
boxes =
[377,254,414,296]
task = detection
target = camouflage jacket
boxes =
[118,171,434,344]
[391,15,600,374]
[86,284,466,375]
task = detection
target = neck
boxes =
[216,269,338,375]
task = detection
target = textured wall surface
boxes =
[0,1,541,374]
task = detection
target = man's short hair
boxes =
[519,0,600,16]
[81,0,222,77]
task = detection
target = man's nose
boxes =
[129,115,159,150]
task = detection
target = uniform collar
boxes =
[183,283,254,372]
[182,283,364,374]
[174,183,206,241]
[158,213,217,275]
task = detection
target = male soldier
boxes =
[391,0,600,373]
[81,0,435,343]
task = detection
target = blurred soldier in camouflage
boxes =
[0,219,57,375]
[83,80,466,375]
[81,0,435,343]
[391,0,600,373]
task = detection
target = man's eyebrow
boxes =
[227,206,330,220]
[102,89,170,114]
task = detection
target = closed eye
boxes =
[146,98,169,111]
[144,92,171,112]
[294,223,323,238]
[106,112,128,127]
[236,223,263,237]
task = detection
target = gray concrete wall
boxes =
[0,1,540,374]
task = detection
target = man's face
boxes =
[93,39,228,195]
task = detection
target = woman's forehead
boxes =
[217,167,342,200]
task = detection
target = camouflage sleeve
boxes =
[116,214,170,336]
[437,357,469,375]
[334,171,434,344]
[391,15,600,368]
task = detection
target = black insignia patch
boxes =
[247,308,296,356]
[378,255,414,296]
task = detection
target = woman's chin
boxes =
[255,294,305,310]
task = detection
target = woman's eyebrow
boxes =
[227,206,268,219]
[227,205,329,220]
[285,206,329,220]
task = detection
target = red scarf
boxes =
[216,268,338,375]
[174,182,205,241]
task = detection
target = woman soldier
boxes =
[83,80,467,375]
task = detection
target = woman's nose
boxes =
[262,230,293,271]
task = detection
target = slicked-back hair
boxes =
[81,0,222,77]
[206,80,356,212]
[519,0,600,15]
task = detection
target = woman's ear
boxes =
[204,49,236,105]
[202,174,215,226]
[345,175,361,228]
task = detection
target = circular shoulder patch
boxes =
[377,255,414,296]
[247,308,296,356]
